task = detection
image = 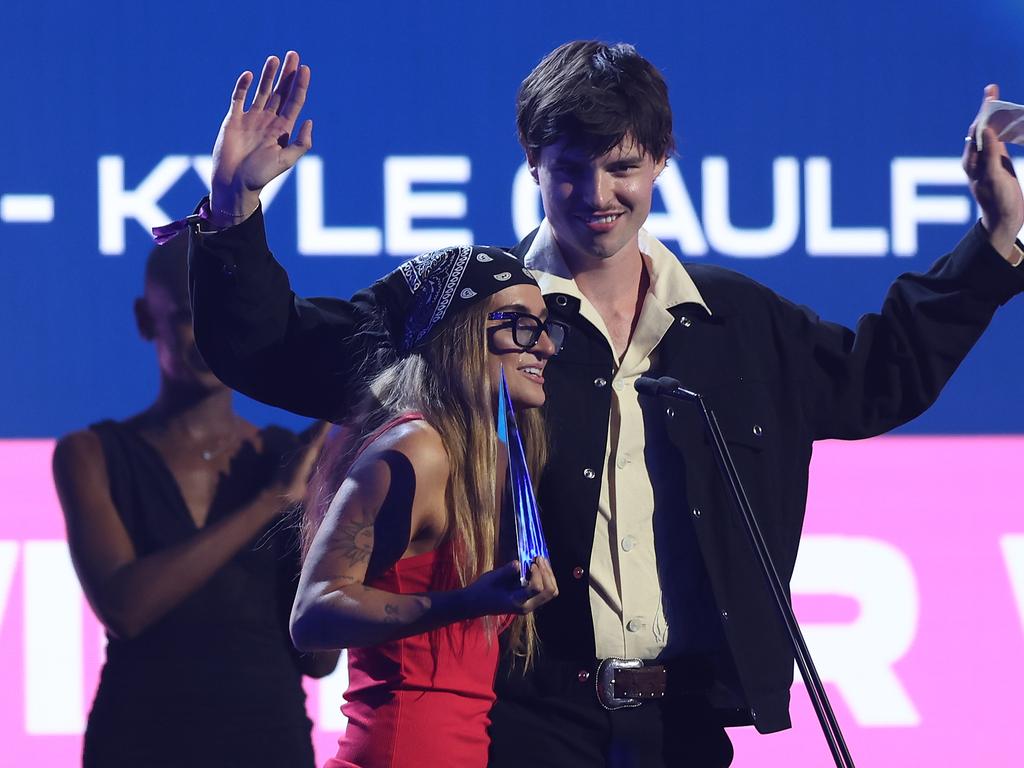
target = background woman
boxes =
[52,237,337,768]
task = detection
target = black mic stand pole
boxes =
[636,375,855,768]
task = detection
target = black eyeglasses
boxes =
[487,311,567,355]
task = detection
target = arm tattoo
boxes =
[328,516,375,564]
[383,603,401,624]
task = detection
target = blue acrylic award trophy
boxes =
[496,365,550,585]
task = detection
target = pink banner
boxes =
[2,437,1022,766]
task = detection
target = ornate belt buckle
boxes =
[595,657,644,710]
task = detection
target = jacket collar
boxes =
[519,220,712,317]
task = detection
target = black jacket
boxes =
[189,207,1024,733]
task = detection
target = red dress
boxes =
[325,549,501,768]
[325,414,503,768]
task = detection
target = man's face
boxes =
[532,135,665,265]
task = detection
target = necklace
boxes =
[179,414,245,462]
[200,443,231,462]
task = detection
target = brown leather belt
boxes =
[614,665,668,700]
[595,656,712,710]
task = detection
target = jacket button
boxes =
[583,468,596,479]
[594,377,608,388]
[577,669,591,683]
[555,295,569,307]
[626,618,642,632]
[692,507,702,518]
[752,424,763,437]
[665,407,675,418]
[221,263,237,277]
[572,566,585,580]
[679,316,692,327]
[720,610,729,621]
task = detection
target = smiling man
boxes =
[185,42,1024,768]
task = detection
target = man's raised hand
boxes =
[209,51,313,228]
[963,84,1024,262]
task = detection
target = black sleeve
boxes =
[187,203,387,421]
[788,222,1024,440]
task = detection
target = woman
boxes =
[52,237,337,767]
[289,244,564,767]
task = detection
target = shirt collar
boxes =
[523,219,711,315]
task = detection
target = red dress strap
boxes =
[354,411,425,461]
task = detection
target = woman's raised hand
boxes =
[209,51,313,227]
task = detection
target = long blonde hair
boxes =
[302,302,548,666]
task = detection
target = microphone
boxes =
[637,377,852,765]
[634,376,701,402]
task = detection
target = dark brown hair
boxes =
[516,41,675,163]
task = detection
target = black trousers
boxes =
[488,691,734,768]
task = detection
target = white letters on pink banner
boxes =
[2,437,1023,765]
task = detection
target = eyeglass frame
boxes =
[487,311,568,355]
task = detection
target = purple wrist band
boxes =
[151,202,212,245]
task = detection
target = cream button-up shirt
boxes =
[524,220,710,660]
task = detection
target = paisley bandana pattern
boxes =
[388,245,539,355]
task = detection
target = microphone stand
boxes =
[636,375,855,768]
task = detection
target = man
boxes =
[185,44,1024,767]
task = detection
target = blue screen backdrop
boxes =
[4,0,1024,437]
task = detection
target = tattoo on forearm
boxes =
[383,603,401,624]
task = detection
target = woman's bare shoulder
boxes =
[349,417,450,490]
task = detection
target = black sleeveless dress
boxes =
[82,420,316,768]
